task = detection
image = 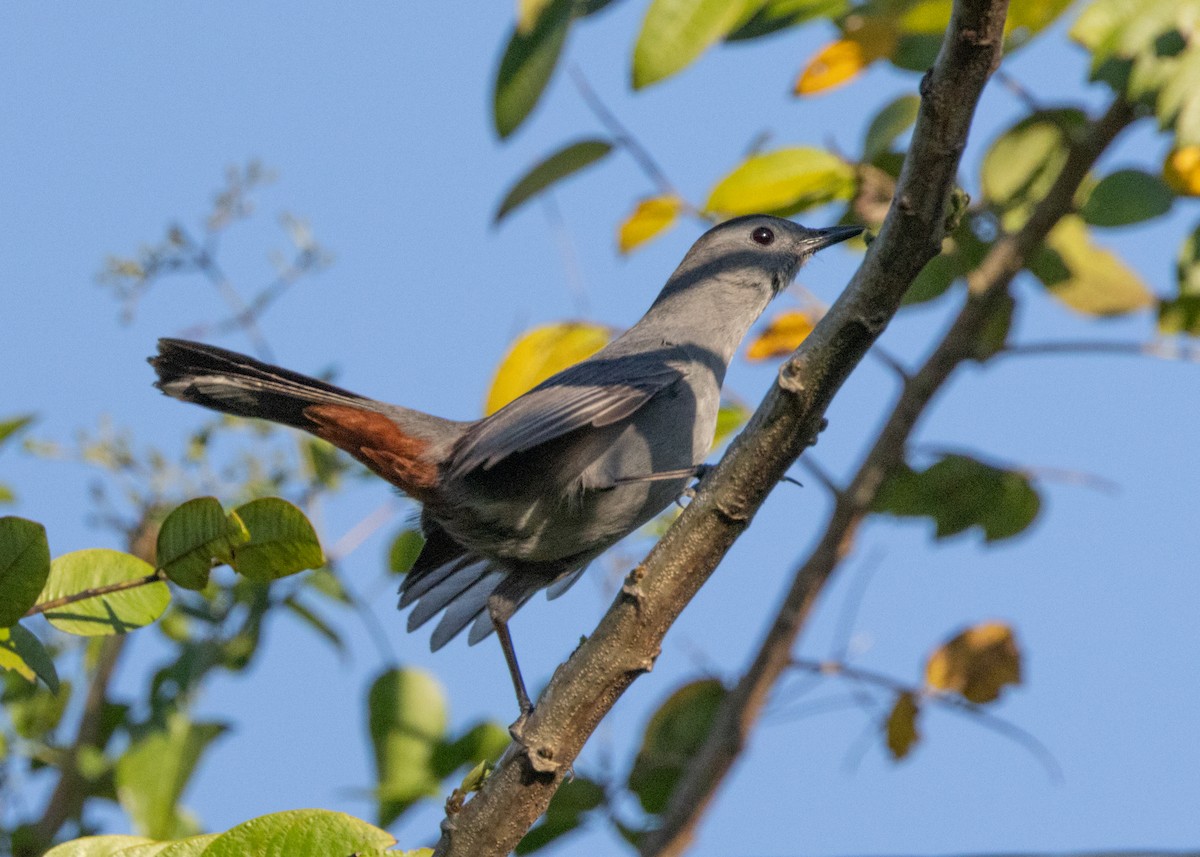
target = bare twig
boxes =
[999,339,1200,362]
[569,66,705,220]
[790,658,1062,781]
[433,3,1009,855]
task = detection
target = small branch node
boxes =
[620,566,646,609]
[524,743,564,777]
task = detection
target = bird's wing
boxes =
[448,352,683,477]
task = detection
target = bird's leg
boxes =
[676,463,715,506]
[487,591,533,737]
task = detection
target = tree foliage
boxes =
[4,0,1200,854]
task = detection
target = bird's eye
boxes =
[751,226,775,246]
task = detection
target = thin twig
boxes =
[870,344,912,380]
[327,500,401,563]
[912,442,1122,494]
[24,571,166,618]
[797,456,839,495]
[994,67,1044,113]
[792,659,1063,781]
[999,339,1200,362]
[568,65,708,221]
[541,194,592,315]
[829,546,887,661]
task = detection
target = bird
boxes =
[150,214,861,723]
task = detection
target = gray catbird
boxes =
[150,214,860,719]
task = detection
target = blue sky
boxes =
[4,3,1200,855]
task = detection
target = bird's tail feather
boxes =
[150,338,368,431]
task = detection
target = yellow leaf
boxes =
[618,196,683,254]
[796,39,867,95]
[484,322,612,415]
[744,310,817,361]
[1163,146,1200,196]
[1036,215,1155,317]
[704,148,855,218]
[796,16,898,96]
[885,691,921,760]
[925,621,1021,704]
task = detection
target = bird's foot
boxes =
[676,463,716,505]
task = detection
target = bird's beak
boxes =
[800,224,864,254]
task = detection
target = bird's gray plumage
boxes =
[149,214,861,715]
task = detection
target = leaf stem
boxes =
[24,570,166,618]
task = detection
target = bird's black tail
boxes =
[149,338,368,431]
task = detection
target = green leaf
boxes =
[973,293,1016,362]
[388,528,426,575]
[1030,215,1155,316]
[1080,169,1174,227]
[873,455,1041,542]
[703,146,855,218]
[902,224,988,307]
[43,836,157,856]
[863,94,920,161]
[632,0,760,88]
[431,720,511,779]
[300,438,347,489]
[150,834,219,857]
[369,666,449,826]
[494,0,575,138]
[1071,0,1200,144]
[712,400,750,448]
[0,516,51,625]
[1159,294,1200,336]
[156,498,250,591]
[199,809,395,857]
[0,414,34,448]
[981,109,1087,230]
[229,498,324,582]
[628,678,727,815]
[5,672,70,738]
[101,843,175,856]
[0,623,60,691]
[1177,222,1200,296]
[37,549,168,636]
[904,251,960,305]
[515,776,606,854]
[726,0,848,41]
[115,712,227,839]
[1004,0,1075,44]
[494,139,613,223]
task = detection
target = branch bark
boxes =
[19,636,127,857]
[434,2,1009,853]
[639,96,1137,857]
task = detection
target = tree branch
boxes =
[639,96,1137,857]
[432,2,1009,855]
[20,636,126,856]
